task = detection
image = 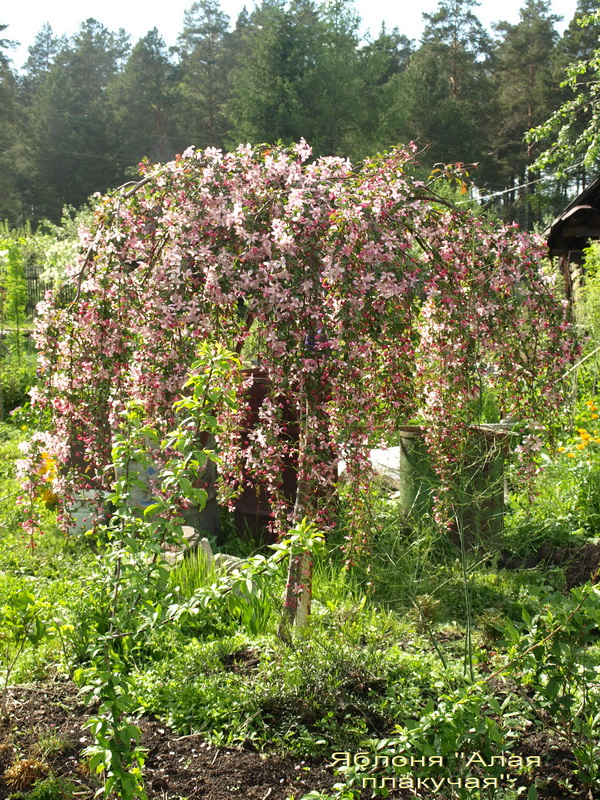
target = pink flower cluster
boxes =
[22,142,576,547]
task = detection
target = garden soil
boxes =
[0,679,594,799]
[0,680,337,799]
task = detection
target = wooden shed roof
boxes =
[547,174,600,258]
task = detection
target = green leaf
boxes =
[178,476,194,497]
[119,724,142,744]
[143,502,164,516]
[487,697,502,715]
[528,784,538,800]
[89,751,106,773]
[545,677,561,700]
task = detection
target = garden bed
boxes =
[0,681,337,800]
[0,677,595,800]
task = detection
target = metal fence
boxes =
[25,276,76,317]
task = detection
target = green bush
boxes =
[499,583,600,788]
[502,396,600,556]
[581,242,600,342]
[8,774,76,800]
[0,350,37,415]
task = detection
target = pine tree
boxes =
[281,0,325,147]
[358,25,414,155]
[395,47,480,165]
[310,0,365,156]
[226,0,367,158]
[388,0,494,171]
[227,0,304,146]
[555,0,600,65]
[421,0,493,99]
[492,0,561,226]
[177,0,232,149]
[109,29,180,166]
[0,25,22,222]
[21,24,65,100]
[24,19,130,220]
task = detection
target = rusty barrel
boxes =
[233,369,299,540]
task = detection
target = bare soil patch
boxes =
[0,680,336,799]
[0,679,593,799]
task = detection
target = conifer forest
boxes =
[0,0,598,230]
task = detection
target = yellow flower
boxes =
[592,414,599,419]
[568,452,576,458]
[41,488,58,506]
[38,452,58,481]
[577,443,585,449]
[558,446,566,452]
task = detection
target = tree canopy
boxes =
[0,0,596,228]
[527,7,600,178]
[21,142,574,551]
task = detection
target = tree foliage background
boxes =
[0,0,599,229]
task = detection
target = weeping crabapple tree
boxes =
[20,140,574,628]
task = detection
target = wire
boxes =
[460,160,587,205]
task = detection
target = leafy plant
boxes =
[550,398,600,533]
[0,587,50,717]
[527,8,600,176]
[7,774,76,800]
[0,238,27,332]
[0,238,34,419]
[498,582,600,788]
[74,344,242,798]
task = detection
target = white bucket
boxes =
[66,490,107,535]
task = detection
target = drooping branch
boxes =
[22,141,576,553]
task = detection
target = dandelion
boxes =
[568,452,576,458]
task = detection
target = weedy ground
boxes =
[1,407,600,800]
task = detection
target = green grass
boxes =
[1,397,600,797]
[0,423,96,680]
[131,607,444,755]
[0,344,38,418]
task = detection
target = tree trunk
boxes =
[278,399,314,638]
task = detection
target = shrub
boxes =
[0,350,37,416]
